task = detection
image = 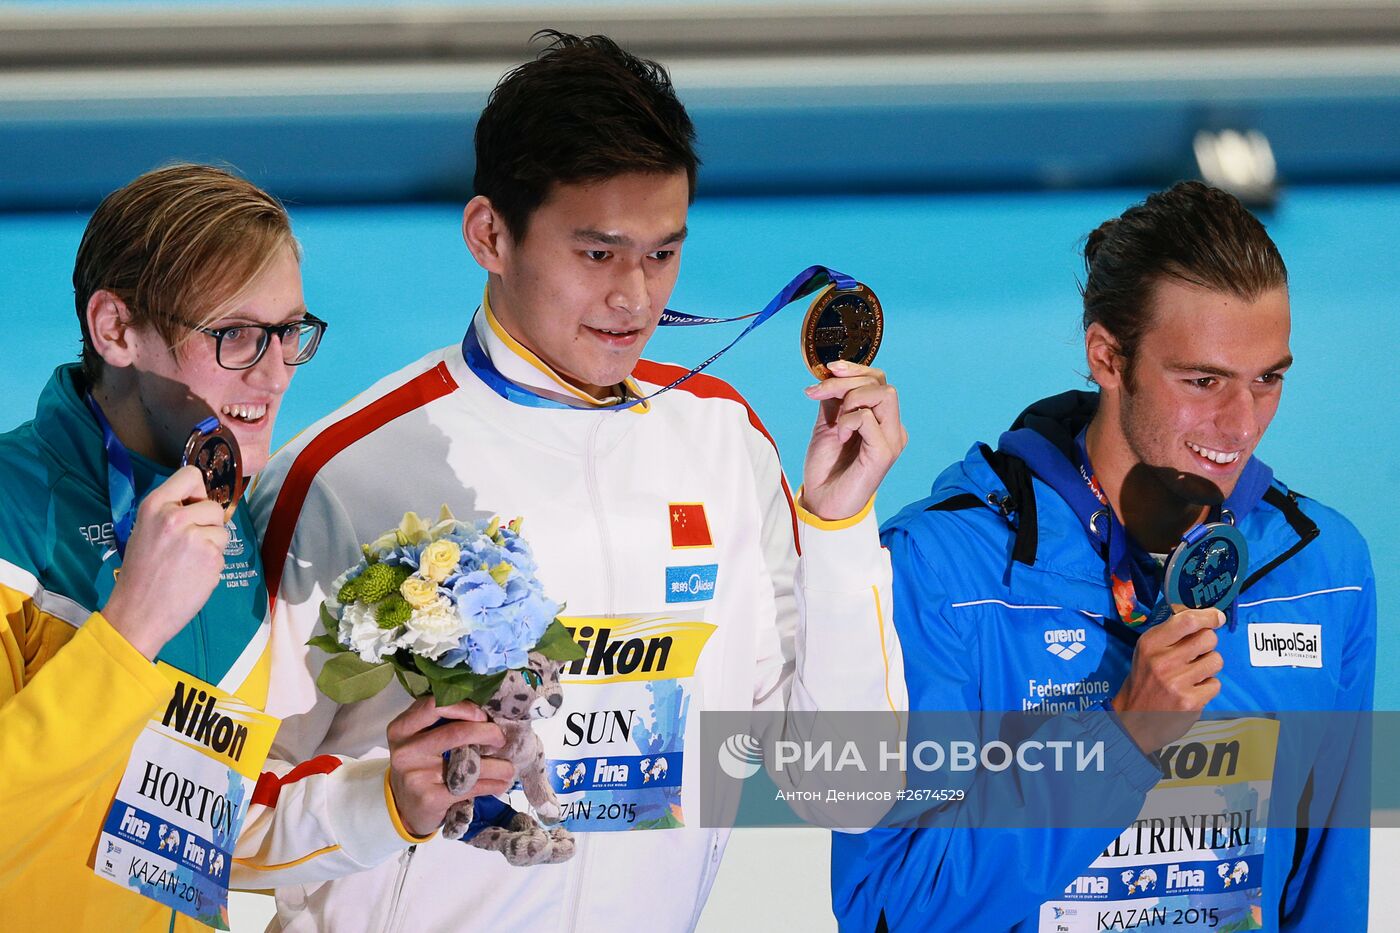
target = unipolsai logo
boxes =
[717,733,763,780]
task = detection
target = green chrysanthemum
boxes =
[356,563,411,603]
[375,595,412,630]
[337,577,361,603]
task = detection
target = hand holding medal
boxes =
[1110,524,1248,755]
[100,464,231,660]
[86,394,236,661]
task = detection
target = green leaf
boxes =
[316,653,395,704]
[488,561,512,586]
[429,679,476,707]
[536,619,585,661]
[306,633,344,655]
[395,668,431,698]
[415,654,488,684]
[319,602,339,634]
[462,671,508,706]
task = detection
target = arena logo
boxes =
[1044,628,1087,661]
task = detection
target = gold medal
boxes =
[181,419,244,517]
[800,283,884,379]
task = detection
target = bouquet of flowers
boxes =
[309,507,582,705]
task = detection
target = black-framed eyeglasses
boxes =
[163,312,328,371]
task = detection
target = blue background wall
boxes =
[2,184,1395,705]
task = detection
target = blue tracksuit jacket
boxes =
[832,391,1375,932]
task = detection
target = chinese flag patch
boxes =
[669,503,713,549]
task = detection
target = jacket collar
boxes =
[997,390,1274,536]
[471,291,647,410]
[31,365,169,496]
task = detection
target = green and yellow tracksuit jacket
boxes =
[0,366,422,931]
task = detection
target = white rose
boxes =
[400,574,440,610]
[339,601,403,663]
[402,598,470,661]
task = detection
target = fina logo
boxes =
[718,733,763,780]
[1044,628,1087,661]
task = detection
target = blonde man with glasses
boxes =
[0,164,509,931]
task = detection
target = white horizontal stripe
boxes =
[218,621,270,695]
[0,557,39,598]
[0,556,92,628]
[1237,586,1364,609]
[950,598,1064,611]
[34,590,92,628]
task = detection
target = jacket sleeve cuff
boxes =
[384,768,438,844]
[324,757,429,866]
[85,611,173,700]
[1089,700,1164,794]
[794,488,884,589]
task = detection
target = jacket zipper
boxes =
[562,833,591,933]
[583,417,616,614]
[685,831,724,931]
[561,418,613,933]
[383,845,416,933]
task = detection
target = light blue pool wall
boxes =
[1,186,1396,704]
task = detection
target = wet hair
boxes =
[73,163,298,385]
[473,29,699,241]
[1081,180,1287,383]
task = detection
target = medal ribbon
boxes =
[84,391,139,559]
[1073,429,1176,629]
[464,265,858,411]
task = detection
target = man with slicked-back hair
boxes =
[833,181,1373,933]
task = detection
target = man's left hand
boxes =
[800,360,907,521]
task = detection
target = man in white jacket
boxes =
[251,31,907,931]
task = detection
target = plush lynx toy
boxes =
[440,651,575,866]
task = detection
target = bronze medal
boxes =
[181,419,244,517]
[801,283,884,379]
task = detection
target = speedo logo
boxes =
[161,680,249,761]
[562,615,717,684]
[1044,628,1087,661]
[77,521,115,549]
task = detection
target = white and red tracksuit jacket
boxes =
[247,304,905,932]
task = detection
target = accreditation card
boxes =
[92,663,279,929]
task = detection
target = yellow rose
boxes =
[420,539,461,583]
[400,574,440,610]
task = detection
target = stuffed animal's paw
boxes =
[534,799,562,825]
[444,744,483,796]
[543,826,575,863]
[441,798,475,840]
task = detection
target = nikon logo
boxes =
[162,682,248,761]
[1152,739,1239,782]
[566,625,672,678]
[560,616,715,684]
